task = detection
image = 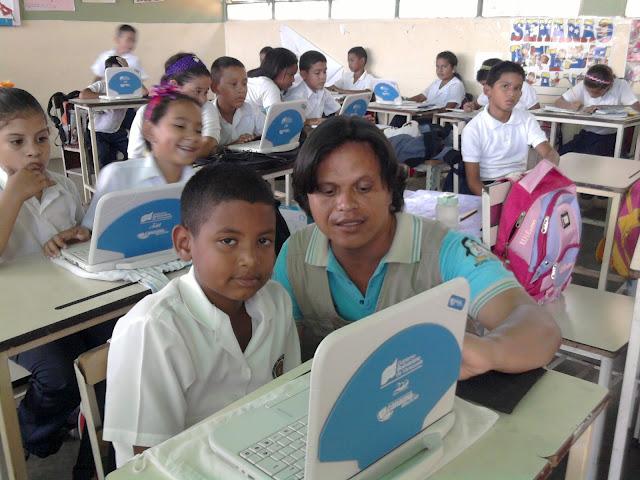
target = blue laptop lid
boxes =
[342,98,369,117]
[373,81,400,103]
[264,108,305,147]
[107,68,143,96]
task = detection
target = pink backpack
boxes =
[493,160,582,303]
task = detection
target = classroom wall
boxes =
[224,17,635,99]
[2,21,226,117]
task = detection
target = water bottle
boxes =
[436,193,459,229]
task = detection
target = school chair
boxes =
[74,343,110,480]
[481,181,635,480]
[10,360,30,404]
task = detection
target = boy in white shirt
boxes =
[90,24,146,81]
[103,164,301,466]
[210,56,265,146]
[462,61,559,196]
[329,46,376,94]
[285,50,340,126]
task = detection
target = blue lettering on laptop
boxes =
[97,198,180,257]
[343,99,368,117]
[318,324,460,470]
[447,295,466,311]
[265,109,303,146]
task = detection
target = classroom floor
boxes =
[21,166,640,479]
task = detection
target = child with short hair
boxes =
[83,86,203,230]
[284,50,340,125]
[463,58,540,112]
[128,53,220,159]
[103,163,301,466]
[210,56,265,146]
[462,61,559,196]
[91,24,146,81]
[329,46,376,93]
[259,46,273,65]
[407,51,466,108]
[554,64,640,156]
[247,47,298,112]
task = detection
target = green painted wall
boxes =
[580,0,627,16]
[21,0,224,23]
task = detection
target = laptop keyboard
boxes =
[67,243,90,263]
[239,416,308,480]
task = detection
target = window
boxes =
[627,0,640,17]
[226,1,272,21]
[331,0,396,19]
[275,1,329,20]
[482,0,580,17]
[399,0,477,18]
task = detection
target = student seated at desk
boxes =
[80,56,149,168]
[91,24,147,81]
[328,46,376,94]
[284,50,340,126]
[103,164,301,466]
[462,61,559,196]
[128,53,220,159]
[406,51,466,108]
[273,116,561,374]
[246,47,298,113]
[210,56,265,147]
[554,64,640,156]
[0,87,116,464]
[83,86,202,230]
[464,58,540,112]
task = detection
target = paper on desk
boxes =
[50,257,190,293]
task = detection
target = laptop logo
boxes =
[265,109,304,146]
[108,71,142,95]
[380,354,424,389]
[448,295,466,310]
[140,211,173,224]
[373,82,399,101]
[343,99,368,117]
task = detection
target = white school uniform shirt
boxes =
[86,80,127,133]
[333,70,376,90]
[91,49,147,79]
[103,268,301,467]
[82,155,194,230]
[127,101,221,159]
[212,100,265,146]
[284,82,340,119]
[477,81,539,110]
[422,76,466,108]
[561,78,639,134]
[0,168,83,263]
[461,108,548,181]
[246,76,283,113]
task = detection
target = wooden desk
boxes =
[558,153,640,290]
[531,109,640,160]
[70,98,148,202]
[367,102,439,124]
[0,254,154,480]
[106,364,607,480]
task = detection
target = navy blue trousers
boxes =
[559,130,617,157]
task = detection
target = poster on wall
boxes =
[24,0,76,11]
[0,0,20,26]
[509,18,613,91]
[625,20,640,83]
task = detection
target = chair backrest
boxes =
[481,181,512,248]
[74,343,110,480]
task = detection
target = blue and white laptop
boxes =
[227,100,307,154]
[339,92,371,117]
[60,183,183,273]
[373,79,402,105]
[209,278,469,480]
[99,67,144,100]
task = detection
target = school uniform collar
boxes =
[299,81,320,99]
[0,167,65,211]
[304,212,422,268]
[352,70,369,84]
[140,154,193,183]
[481,107,523,130]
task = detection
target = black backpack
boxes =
[47,90,80,144]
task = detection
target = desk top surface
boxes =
[107,362,607,480]
[559,152,640,191]
[71,97,148,107]
[532,108,640,126]
[0,254,149,351]
[368,102,441,114]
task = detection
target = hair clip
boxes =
[144,84,181,120]
[165,55,203,78]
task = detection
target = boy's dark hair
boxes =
[260,46,273,56]
[476,58,501,83]
[0,88,45,128]
[117,24,136,36]
[248,48,297,80]
[348,46,368,64]
[486,61,526,86]
[299,50,327,72]
[584,64,615,90]
[143,92,200,150]
[104,55,126,69]
[161,52,210,86]
[293,116,405,217]
[181,163,276,235]
[211,56,245,84]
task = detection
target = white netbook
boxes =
[339,92,371,117]
[99,67,144,100]
[209,278,469,480]
[61,183,184,273]
[372,79,436,110]
[227,100,306,154]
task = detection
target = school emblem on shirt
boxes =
[461,237,492,266]
[272,354,285,378]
